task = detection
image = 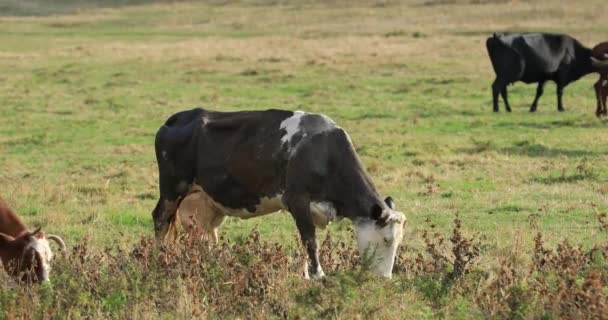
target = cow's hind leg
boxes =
[500,86,512,112]
[286,195,323,279]
[530,81,546,112]
[491,79,502,112]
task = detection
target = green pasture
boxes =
[1,0,608,318]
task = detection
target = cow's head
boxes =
[152,198,180,241]
[354,197,406,278]
[0,228,59,283]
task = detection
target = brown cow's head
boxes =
[0,229,50,283]
[0,229,65,284]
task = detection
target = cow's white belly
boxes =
[189,184,285,219]
[218,194,286,219]
[188,184,337,225]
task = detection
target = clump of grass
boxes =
[532,158,598,184]
[477,232,608,319]
[0,230,294,319]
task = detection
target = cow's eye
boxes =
[384,237,390,244]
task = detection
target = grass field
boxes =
[2,0,608,318]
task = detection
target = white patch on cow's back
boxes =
[279,111,305,147]
[309,201,336,229]
[26,238,53,282]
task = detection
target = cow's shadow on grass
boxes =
[499,142,596,158]
[494,117,607,130]
[0,0,168,16]
[459,139,597,158]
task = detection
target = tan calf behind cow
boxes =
[0,195,65,283]
[177,192,225,242]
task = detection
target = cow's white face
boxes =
[25,236,52,282]
[354,200,405,278]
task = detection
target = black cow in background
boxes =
[486,32,598,113]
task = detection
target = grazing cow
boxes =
[486,32,597,113]
[152,108,406,279]
[591,42,608,117]
[0,196,65,283]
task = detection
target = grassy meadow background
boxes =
[2,0,608,318]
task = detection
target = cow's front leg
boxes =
[287,197,324,279]
[594,79,604,117]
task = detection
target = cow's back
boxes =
[498,33,577,82]
[192,109,302,212]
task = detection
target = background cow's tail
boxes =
[486,34,507,74]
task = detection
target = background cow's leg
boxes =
[601,76,608,116]
[594,79,604,117]
[556,83,565,112]
[491,79,501,112]
[530,80,546,112]
[286,197,324,279]
[500,86,511,112]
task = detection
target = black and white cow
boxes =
[152,108,406,278]
[486,32,598,112]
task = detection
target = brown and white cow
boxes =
[591,42,608,117]
[0,195,65,283]
[152,108,406,279]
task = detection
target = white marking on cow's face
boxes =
[279,111,305,148]
[309,201,336,229]
[162,150,168,160]
[354,210,405,278]
[26,238,53,282]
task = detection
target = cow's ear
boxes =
[371,204,383,221]
[384,196,395,210]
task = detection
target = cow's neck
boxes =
[0,198,28,238]
[334,173,384,220]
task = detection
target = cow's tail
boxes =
[485,33,513,75]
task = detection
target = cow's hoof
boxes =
[558,108,565,112]
[529,108,537,113]
[493,109,499,113]
[506,109,512,113]
[310,270,326,280]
